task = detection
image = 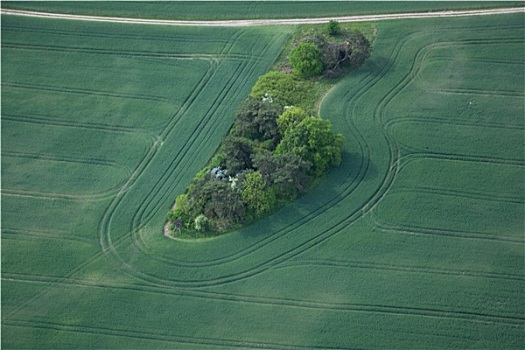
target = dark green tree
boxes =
[273,152,312,197]
[209,184,246,231]
[234,97,284,145]
[190,177,246,231]
[252,150,312,198]
[290,43,323,79]
[222,136,253,175]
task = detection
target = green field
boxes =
[2,8,524,350]
[2,1,522,20]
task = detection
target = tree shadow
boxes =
[238,149,377,240]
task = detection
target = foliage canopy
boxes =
[290,42,324,79]
[276,116,343,177]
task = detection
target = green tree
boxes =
[277,106,309,136]
[222,136,253,175]
[273,153,312,197]
[276,117,343,177]
[168,193,192,227]
[290,43,323,79]
[242,171,276,215]
[347,30,372,68]
[327,20,341,36]
[194,214,209,232]
[252,150,312,199]
[234,97,283,145]
[191,178,246,231]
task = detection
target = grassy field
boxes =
[2,9,524,350]
[2,1,522,20]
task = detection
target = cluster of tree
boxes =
[290,21,372,78]
[167,22,371,235]
[168,89,343,234]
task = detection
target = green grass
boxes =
[2,9,524,350]
[2,1,522,20]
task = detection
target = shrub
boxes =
[250,71,313,111]
[194,214,209,232]
[327,20,341,36]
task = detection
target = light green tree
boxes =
[241,171,276,215]
[194,214,209,232]
[277,106,309,136]
[290,43,323,79]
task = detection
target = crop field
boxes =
[2,9,524,350]
[3,1,521,20]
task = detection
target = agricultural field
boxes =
[2,1,522,20]
[2,6,524,350]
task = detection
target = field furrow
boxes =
[280,259,525,282]
[4,271,523,327]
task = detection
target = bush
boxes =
[250,71,318,114]
[327,20,341,36]
[290,43,323,79]
[194,214,209,232]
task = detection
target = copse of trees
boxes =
[167,23,372,236]
[167,91,343,233]
[290,22,372,78]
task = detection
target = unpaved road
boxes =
[1,7,524,27]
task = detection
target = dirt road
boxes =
[2,7,524,27]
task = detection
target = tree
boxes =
[194,214,209,232]
[190,178,246,231]
[234,97,283,145]
[251,149,278,186]
[277,106,309,136]
[327,20,341,36]
[276,116,343,177]
[347,30,372,68]
[234,98,281,141]
[300,30,371,77]
[290,43,323,79]
[222,136,253,175]
[252,150,312,199]
[168,193,192,228]
[242,171,276,215]
[273,153,312,197]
